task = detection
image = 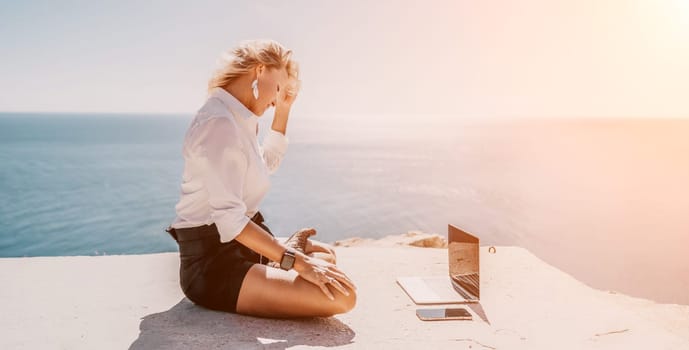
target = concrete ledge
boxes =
[2,236,689,349]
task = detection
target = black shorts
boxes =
[165,212,273,313]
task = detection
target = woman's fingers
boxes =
[328,267,357,290]
[329,265,346,275]
[335,274,357,292]
[323,271,356,293]
[297,255,356,299]
[327,277,350,297]
[321,265,355,291]
[301,268,336,301]
[315,271,350,300]
[318,279,335,301]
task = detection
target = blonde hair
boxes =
[208,39,299,94]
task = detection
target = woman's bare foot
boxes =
[305,239,337,264]
[284,228,317,252]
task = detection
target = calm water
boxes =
[1,112,688,305]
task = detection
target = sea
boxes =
[1,112,688,305]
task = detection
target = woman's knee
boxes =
[289,279,357,317]
[339,287,357,313]
[325,285,357,315]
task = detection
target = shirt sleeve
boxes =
[260,129,289,175]
[199,117,251,243]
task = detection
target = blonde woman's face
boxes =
[253,66,289,116]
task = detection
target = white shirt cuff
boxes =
[263,129,289,155]
[214,214,251,243]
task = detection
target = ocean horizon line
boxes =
[2,110,688,121]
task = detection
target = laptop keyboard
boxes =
[452,273,480,300]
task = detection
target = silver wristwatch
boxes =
[280,248,297,270]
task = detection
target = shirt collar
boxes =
[209,87,258,136]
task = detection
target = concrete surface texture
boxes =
[2,234,688,349]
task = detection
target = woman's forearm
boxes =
[234,220,289,263]
[271,106,290,135]
[234,220,313,271]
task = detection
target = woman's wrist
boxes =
[292,251,309,272]
[271,105,290,135]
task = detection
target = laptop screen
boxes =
[448,224,480,301]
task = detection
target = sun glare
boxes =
[662,0,689,39]
[670,0,689,28]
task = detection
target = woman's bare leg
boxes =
[235,264,356,318]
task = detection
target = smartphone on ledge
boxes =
[416,307,473,321]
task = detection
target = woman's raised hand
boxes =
[293,254,356,301]
[276,77,301,109]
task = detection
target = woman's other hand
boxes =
[293,253,356,301]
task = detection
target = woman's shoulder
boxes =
[186,102,243,150]
[192,94,240,126]
[195,96,235,122]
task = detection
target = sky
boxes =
[1,0,688,118]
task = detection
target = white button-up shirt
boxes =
[170,87,289,242]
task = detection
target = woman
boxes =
[166,39,357,318]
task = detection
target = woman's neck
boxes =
[222,76,255,113]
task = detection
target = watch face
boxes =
[280,250,296,270]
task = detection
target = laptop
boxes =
[396,224,480,304]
